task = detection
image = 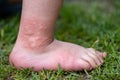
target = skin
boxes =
[9,0,107,71]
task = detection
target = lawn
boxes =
[0,1,120,80]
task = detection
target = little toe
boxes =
[77,59,91,70]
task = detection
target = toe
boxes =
[99,52,107,58]
[86,50,102,66]
[77,59,91,70]
[87,48,104,64]
[95,50,107,58]
[81,54,97,69]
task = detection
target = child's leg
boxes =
[9,0,107,71]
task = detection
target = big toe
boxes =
[87,48,107,58]
[95,50,107,58]
[98,52,107,58]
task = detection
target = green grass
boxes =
[0,1,120,80]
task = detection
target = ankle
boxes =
[16,34,54,51]
[18,17,55,48]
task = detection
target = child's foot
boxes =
[9,39,107,71]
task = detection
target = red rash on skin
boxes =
[17,17,54,50]
[20,17,54,36]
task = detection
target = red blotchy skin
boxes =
[17,17,54,51]
[20,18,50,35]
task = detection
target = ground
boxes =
[0,1,120,80]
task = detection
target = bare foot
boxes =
[9,39,107,71]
